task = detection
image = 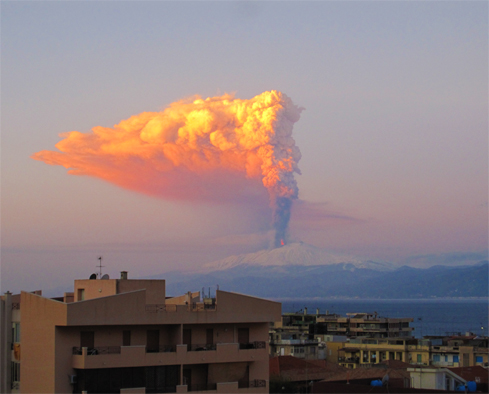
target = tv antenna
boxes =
[97,256,105,278]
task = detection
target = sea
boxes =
[278,298,489,338]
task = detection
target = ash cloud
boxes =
[33,91,303,247]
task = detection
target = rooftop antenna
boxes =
[97,256,104,278]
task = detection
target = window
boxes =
[453,355,459,363]
[445,355,448,362]
[433,355,440,362]
[147,330,159,352]
[417,354,422,363]
[11,362,20,382]
[123,330,131,346]
[80,331,95,348]
[12,323,20,343]
[78,289,85,301]
[476,356,483,363]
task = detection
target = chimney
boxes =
[120,271,128,280]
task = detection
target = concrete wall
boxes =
[216,291,281,324]
[74,279,117,301]
[66,289,279,327]
[74,279,167,304]
[325,342,344,362]
[166,292,200,305]
[20,292,67,393]
[118,280,166,304]
[208,362,247,383]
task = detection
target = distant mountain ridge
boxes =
[159,243,488,299]
[163,261,488,299]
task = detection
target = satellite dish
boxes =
[101,274,110,280]
[89,273,97,280]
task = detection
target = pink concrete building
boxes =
[6,272,281,393]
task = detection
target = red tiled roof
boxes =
[447,366,488,384]
[323,367,410,382]
[270,356,348,382]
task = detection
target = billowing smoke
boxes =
[33,91,303,247]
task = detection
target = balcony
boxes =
[187,343,217,351]
[73,342,267,369]
[240,342,266,350]
[73,346,122,355]
[272,339,315,346]
[431,361,457,367]
[338,357,360,364]
[146,303,216,313]
[187,383,218,392]
[176,380,267,393]
[147,345,177,353]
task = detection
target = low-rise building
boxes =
[2,272,281,393]
[338,338,425,369]
[337,335,489,370]
[407,366,466,391]
[269,335,321,359]
[316,313,414,339]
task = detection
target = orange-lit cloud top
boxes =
[33,91,303,246]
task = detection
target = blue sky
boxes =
[1,1,487,293]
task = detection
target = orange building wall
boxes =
[20,292,67,393]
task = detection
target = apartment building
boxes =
[272,310,413,341]
[317,313,414,339]
[2,272,281,393]
[429,335,489,368]
[338,338,431,369]
[338,335,488,370]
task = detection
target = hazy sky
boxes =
[2,1,487,294]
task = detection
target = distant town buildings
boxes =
[270,309,414,360]
[0,272,280,393]
[269,308,488,392]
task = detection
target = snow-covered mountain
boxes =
[203,242,395,271]
[156,242,487,299]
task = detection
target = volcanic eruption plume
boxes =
[33,91,303,247]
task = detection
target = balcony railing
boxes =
[146,304,178,313]
[187,383,217,392]
[238,380,266,389]
[72,346,121,355]
[147,386,177,393]
[145,303,216,313]
[340,357,360,363]
[187,343,217,351]
[190,302,217,311]
[146,345,177,353]
[239,341,266,350]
